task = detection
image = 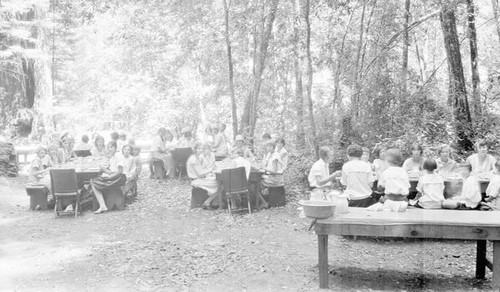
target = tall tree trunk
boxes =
[222,0,238,138]
[466,0,481,119]
[491,0,500,43]
[293,0,305,149]
[332,11,354,113]
[240,0,279,140]
[414,36,426,84]
[402,0,410,93]
[303,0,318,157]
[440,4,474,151]
[351,0,366,123]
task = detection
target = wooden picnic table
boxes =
[56,158,104,187]
[313,207,500,289]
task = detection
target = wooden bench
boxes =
[314,208,500,289]
[25,185,48,210]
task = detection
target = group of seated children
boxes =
[28,131,142,213]
[150,124,231,179]
[185,134,288,210]
[308,140,500,212]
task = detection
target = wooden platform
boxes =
[314,208,500,289]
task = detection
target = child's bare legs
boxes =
[91,184,108,213]
[442,199,460,209]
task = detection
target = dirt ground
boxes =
[0,169,496,291]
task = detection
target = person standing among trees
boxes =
[262,137,288,188]
[213,123,228,158]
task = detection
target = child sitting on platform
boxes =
[374,148,410,212]
[482,161,500,210]
[443,163,482,209]
[308,146,342,201]
[341,144,375,207]
[412,158,444,209]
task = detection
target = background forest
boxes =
[2,0,500,158]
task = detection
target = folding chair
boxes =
[50,169,81,218]
[172,148,193,178]
[221,167,251,215]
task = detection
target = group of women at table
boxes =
[150,126,288,209]
[28,131,141,213]
[308,139,500,211]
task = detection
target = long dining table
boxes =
[314,207,500,289]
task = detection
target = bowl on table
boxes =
[300,200,336,219]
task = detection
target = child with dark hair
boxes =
[341,144,376,207]
[483,160,500,210]
[443,163,482,209]
[74,134,93,151]
[377,148,410,212]
[413,158,444,209]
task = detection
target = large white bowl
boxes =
[300,200,336,219]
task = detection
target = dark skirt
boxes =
[91,174,126,191]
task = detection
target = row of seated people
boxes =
[185,136,288,210]
[149,125,274,179]
[371,140,496,179]
[308,141,500,212]
[27,132,141,213]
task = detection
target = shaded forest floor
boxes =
[0,169,496,291]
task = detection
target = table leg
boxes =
[217,178,223,210]
[318,234,329,289]
[476,240,487,279]
[493,241,500,288]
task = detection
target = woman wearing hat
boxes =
[230,135,254,162]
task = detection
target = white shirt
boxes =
[416,173,444,208]
[466,154,496,175]
[109,153,125,173]
[232,156,251,179]
[341,160,374,200]
[373,159,388,178]
[486,175,500,210]
[275,147,288,174]
[308,159,330,189]
[436,157,458,174]
[122,155,137,178]
[379,166,410,196]
[458,175,481,208]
